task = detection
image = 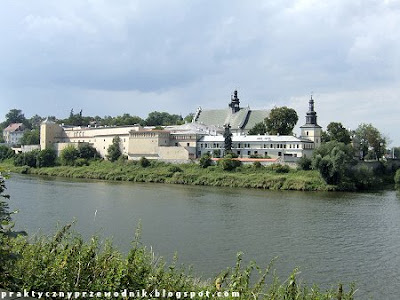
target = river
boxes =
[6,174,400,299]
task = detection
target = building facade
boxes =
[3,123,26,145]
[40,96,322,162]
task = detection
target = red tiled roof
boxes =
[3,123,24,132]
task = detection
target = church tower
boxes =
[229,90,240,113]
[300,96,322,148]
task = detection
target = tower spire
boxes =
[229,90,240,113]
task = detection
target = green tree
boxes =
[0,146,15,161]
[264,106,298,135]
[223,125,233,154]
[199,153,212,168]
[60,145,79,166]
[322,122,351,144]
[20,129,40,145]
[248,122,267,135]
[184,113,194,123]
[145,111,183,126]
[4,109,27,125]
[354,123,386,160]
[297,156,312,170]
[218,154,241,171]
[37,149,57,167]
[78,144,99,160]
[29,114,44,129]
[312,141,355,185]
[106,137,122,162]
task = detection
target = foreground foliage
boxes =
[1,224,356,300]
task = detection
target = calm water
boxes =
[6,174,400,299]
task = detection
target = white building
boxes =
[3,123,26,145]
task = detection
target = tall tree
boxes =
[354,123,386,160]
[223,125,232,154]
[3,109,30,128]
[323,122,351,144]
[106,136,122,162]
[264,106,298,135]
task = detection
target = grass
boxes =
[1,224,356,299]
[0,159,337,191]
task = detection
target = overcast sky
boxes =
[0,0,399,145]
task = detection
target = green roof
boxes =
[195,107,269,130]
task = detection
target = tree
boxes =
[5,109,26,124]
[78,144,99,160]
[60,145,79,166]
[145,111,183,126]
[0,146,15,161]
[199,153,212,168]
[20,129,40,145]
[248,122,267,135]
[354,123,386,160]
[106,137,122,162]
[264,106,298,135]
[223,125,232,154]
[184,113,194,123]
[29,114,44,129]
[218,154,241,171]
[312,141,355,185]
[37,149,57,167]
[322,122,351,144]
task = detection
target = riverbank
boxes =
[0,159,337,191]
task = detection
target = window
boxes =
[278,152,282,156]
[248,151,251,155]
[175,142,178,146]
[187,143,190,147]
[306,131,309,136]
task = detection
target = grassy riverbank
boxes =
[0,159,336,191]
[1,224,355,300]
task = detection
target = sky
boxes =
[0,0,399,145]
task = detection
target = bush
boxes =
[218,157,241,171]
[267,163,290,173]
[253,161,262,169]
[60,145,79,166]
[37,149,57,167]
[13,150,40,168]
[199,154,212,168]
[139,157,150,168]
[74,158,89,167]
[0,146,15,161]
[297,156,312,171]
[168,165,183,173]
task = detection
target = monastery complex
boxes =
[40,91,322,162]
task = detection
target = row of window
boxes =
[199,143,302,149]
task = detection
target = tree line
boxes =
[0,109,194,145]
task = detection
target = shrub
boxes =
[268,163,290,173]
[253,161,262,169]
[168,165,183,173]
[60,145,79,166]
[37,149,57,167]
[0,146,15,161]
[199,154,212,168]
[218,157,241,171]
[74,158,89,167]
[212,149,221,158]
[13,150,39,168]
[297,156,312,171]
[139,157,150,168]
